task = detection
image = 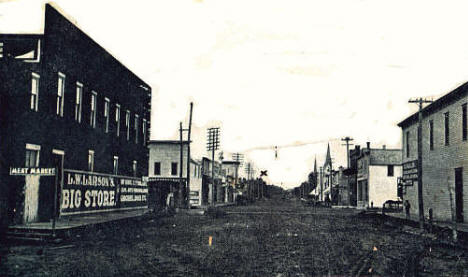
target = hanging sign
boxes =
[9,167,56,176]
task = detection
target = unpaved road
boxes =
[1,198,468,276]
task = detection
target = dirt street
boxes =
[1,198,468,276]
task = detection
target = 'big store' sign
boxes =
[60,170,148,215]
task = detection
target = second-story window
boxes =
[134,114,139,144]
[142,119,147,145]
[387,165,394,176]
[88,150,94,172]
[133,160,137,177]
[125,110,130,141]
[154,162,161,175]
[444,112,450,146]
[463,104,467,141]
[57,72,65,117]
[115,104,121,137]
[171,162,178,176]
[113,156,119,175]
[30,73,40,111]
[104,98,110,133]
[406,131,410,158]
[75,82,83,122]
[429,120,434,150]
[90,91,97,128]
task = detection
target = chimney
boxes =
[382,145,386,150]
[366,142,370,150]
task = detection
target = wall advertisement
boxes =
[60,169,147,215]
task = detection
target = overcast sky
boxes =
[2,0,468,188]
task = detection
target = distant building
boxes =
[323,144,333,201]
[147,140,205,208]
[0,4,151,225]
[222,161,241,202]
[398,82,468,222]
[356,143,402,208]
[201,157,226,204]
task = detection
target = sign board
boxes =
[402,160,418,183]
[60,170,147,215]
[10,167,56,176]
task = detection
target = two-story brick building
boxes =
[0,4,151,226]
[398,82,468,222]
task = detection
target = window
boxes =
[75,82,83,122]
[25,144,40,167]
[154,162,161,175]
[90,91,97,128]
[133,160,137,177]
[88,150,94,172]
[429,120,434,150]
[134,114,139,143]
[406,131,410,158]
[125,110,130,140]
[57,72,65,117]
[104,98,110,133]
[115,104,121,137]
[142,119,147,145]
[444,112,450,146]
[171,162,178,176]
[387,165,394,177]
[463,104,467,141]
[113,156,119,175]
[31,73,40,111]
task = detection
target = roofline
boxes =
[398,81,468,128]
[0,34,44,38]
[148,140,191,145]
[44,4,151,90]
[222,161,241,164]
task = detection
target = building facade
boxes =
[0,4,151,225]
[398,82,468,222]
[147,141,197,209]
[356,143,402,208]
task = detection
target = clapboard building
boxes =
[0,4,151,226]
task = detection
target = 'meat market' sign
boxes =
[10,167,56,176]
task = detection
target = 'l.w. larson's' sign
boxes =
[60,170,147,215]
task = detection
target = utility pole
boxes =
[207,127,220,206]
[178,122,184,209]
[341,137,354,169]
[186,103,193,208]
[232,153,244,187]
[409,97,433,230]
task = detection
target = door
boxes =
[455,167,464,223]
[24,145,40,223]
[24,175,40,223]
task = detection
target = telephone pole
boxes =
[207,127,220,206]
[186,102,193,208]
[409,97,433,230]
[232,153,244,187]
[341,137,354,169]
[178,122,184,208]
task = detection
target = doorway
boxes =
[455,167,464,223]
[52,150,64,219]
